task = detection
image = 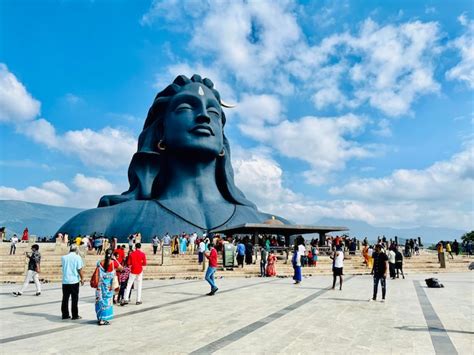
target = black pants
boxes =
[10,245,16,255]
[153,246,158,255]
[62,283,79,318]
[260,261,266,277]
[373,276,386,300]
[237,255,244,267]
[389,263,396,278]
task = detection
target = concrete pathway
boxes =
[0,272,472,354]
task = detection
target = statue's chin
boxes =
[170,145,220,161]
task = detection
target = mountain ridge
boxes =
[0,200,467,244]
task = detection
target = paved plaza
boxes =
[0,272,472,354]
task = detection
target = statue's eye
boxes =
[175,103,193,112]
[207,107,220,117]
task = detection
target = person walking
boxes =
[189,232,197,255]
[198,238,206,264]
[446,241,454,259]
[260,246,268,277]
[13,244,41,296]
[245,240,253,265]
[331,246,344,290]
[236,240,245,268]
[388,247,396,279]
[121,243,147,306]
[394,247,405,279]
[163,232,171,246]
[95,249,123,325]
[10,234,18,255]
[204,242,218,295]
[152,235,160,255]
[266,250,277,277]
[61,244,84,320]
[452,239,459,256]
[292,244,302,285]
[370,244,389,302]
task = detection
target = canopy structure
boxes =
[212,223,348,236]
[212,222,349,246]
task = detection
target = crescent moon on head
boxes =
[220,100,236,108]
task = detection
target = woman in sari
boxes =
[171,236,180,255]
[180,235,187,254]
[266,250,277,276]
[362,245,369,267]
[95,249,123,325]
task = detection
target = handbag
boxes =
[90,266,99,288]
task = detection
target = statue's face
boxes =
[163,83,224,156]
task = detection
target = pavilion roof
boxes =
[211,223,349,236]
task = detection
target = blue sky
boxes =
[0,0,473,230]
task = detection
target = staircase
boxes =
[0,243,471,283]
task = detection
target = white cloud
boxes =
[232,145,474,230]
[329,143,474,229]
[1,64,137,169]
[236,111,373,184]
[147,3,442,116]
[231,147,378,224]
[293,19,441,116]
[446,14,474,88]
[0,63,41,123]
[0,174,119,208]
[190,0,301,89]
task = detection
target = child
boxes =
[117,257,131,303]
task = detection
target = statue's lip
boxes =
[189,125,214,136]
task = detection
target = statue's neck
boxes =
[160,154,224,204]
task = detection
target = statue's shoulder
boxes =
[58,205,115,236]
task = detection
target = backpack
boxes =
[425,278,444,288]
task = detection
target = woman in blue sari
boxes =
[292,243,302,284]
[95,249,123,325]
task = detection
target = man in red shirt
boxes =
[121,242,147,305]
[204,242,218,295]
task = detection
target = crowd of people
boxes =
[9,229,472,325]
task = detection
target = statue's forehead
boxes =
[178,83,217,100]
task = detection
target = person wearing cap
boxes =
[61,244,84,320]
[13,244,41,296]
[370,244,389,302]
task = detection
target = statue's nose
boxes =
[195,107,211,124]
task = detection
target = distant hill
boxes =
[0,200,84,238]
[0,200,467,244]
[316,217,467,245]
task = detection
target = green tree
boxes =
[461,231,474,242]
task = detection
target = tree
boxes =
[461,231,474,242]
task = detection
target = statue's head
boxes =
[99,74,256,209]
[138,74,229,158]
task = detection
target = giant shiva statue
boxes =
[58,75,287,241]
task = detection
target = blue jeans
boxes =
[205,267,217,290]
[373,275,386,300]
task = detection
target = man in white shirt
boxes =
[189,232,197,255]
[10,234,19,255]
[388,247,396,279]
[163,233,171,246]
[198,239,206,264]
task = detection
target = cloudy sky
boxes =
[0,0,473,230]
